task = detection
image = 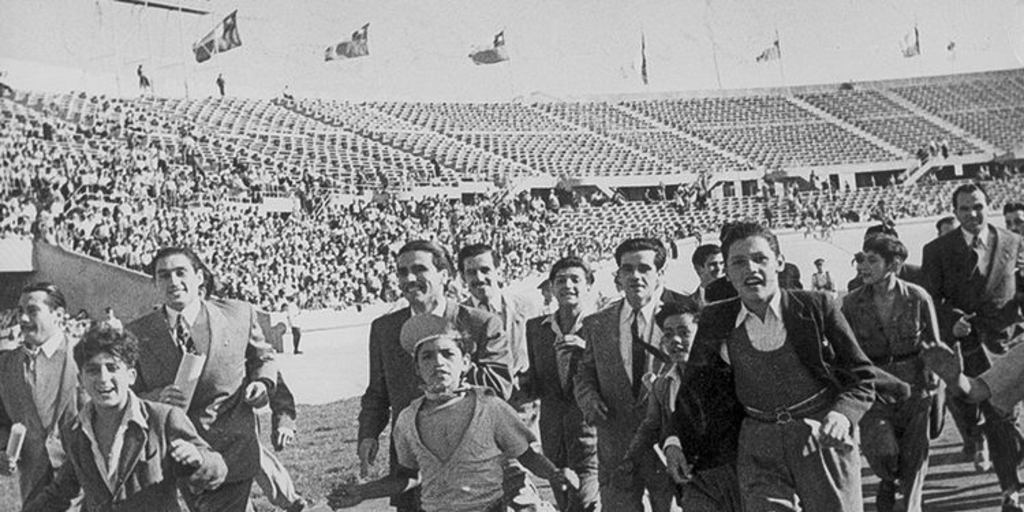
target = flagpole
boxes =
[702,3,723,90]
[775,28,786,87]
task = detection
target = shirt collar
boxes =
[469,291,505,313]
[411,296,447,317]
[735,292,782,328]
[80,389,148,436]
[166,299,202,329]
[25,330,65,358]
[962,225,990,248]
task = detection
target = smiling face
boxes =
[80,352,136,412]
[660,313,697,364]
[415,336,470,394]
[617,250,664,308]
[396,250,448,308]
[726,235,784,309]
[154,253,204,312]
[19,291,63,348]
[1006,210,1024,236]
[697,253,725,287]
[460,251,500,304]
[552,266,590,310]
[955,189,988,236]
[856,250,898,286]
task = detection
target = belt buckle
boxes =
[774,409,793,424]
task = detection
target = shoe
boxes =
[1003,489,1023,512]
[294,350,304,355]
[976,440,993,473]
[287,498,307,512]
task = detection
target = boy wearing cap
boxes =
[329,315,577,512]
[22,326,227,512]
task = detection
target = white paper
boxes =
[6,423,25,462]
[174,353,206,410]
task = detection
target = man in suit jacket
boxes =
[0,283,84,509]
[522,256,599,512]
[686,222,877,512]
[922,183,1024,511]
[357,240,512,512]
[127,247,277,512]
[575,237,696,512]
[255,373,306,512]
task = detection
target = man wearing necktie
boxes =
[127,247,277,512]
[0,283,84,509]
[575,238,695,512]
[922,183,1024,511]
[522,257,599,512]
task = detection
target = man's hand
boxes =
[273,427,296,452]
[818,411,853,450]
[548,468,580,492]
[169,438,203,468]
[156,385,188,409]
[953,313,977,339]
[921,339,964,385]
[327,484,364,509]
[664,445,693,484]
[244,381,269,408]
[0,452,15,476]
[581,399,608,425]
[357,438,379,479]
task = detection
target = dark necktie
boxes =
[970,235,985,276]
[175,315,197,355]
[631,309,645,397]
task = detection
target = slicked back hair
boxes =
[720,222,781,260]
[614,238,667,270]
[456,243,499,272]
[952,182,990,209]
[397,240,454,274]
[21,282,67,311]
[548,256,595,285]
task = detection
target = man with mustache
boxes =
[0,283,84,509]
[357,240,513,512]
[575,237,695,511]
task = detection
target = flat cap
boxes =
[400,314,453,355]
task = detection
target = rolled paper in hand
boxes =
[174,353,207,410]
[6,423,26,462]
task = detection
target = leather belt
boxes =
[869,351,920,366]
[745,388,834,424]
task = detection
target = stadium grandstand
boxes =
[2,0,1024,509]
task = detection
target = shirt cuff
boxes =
[663,436,681,450]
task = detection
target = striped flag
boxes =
[193,10,242,63]
[901,28,920,58]
[325,24,370,61]
[469,31,509,65]
[756,40,781,63]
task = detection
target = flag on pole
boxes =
[901,28,920,57]
[193,10,242,63]
[469,31,509,65]
[756,39,781,62]
[641,32,649,85]
[325,24,370,61]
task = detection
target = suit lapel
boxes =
[51,335,78,433]
[780,292,818,355]
[204,301,227,370]
[985,228,1011,295]
[113,414,149,498]
[7,354,44,433]
[601,302,633,399]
